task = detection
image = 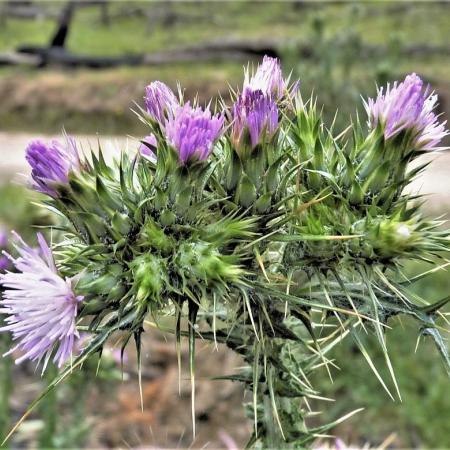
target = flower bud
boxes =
[176,241,242,283]
[244,55,286,99]
[144,81,179,125]
[26,135,81,198]
[131,254,167,303]
[231,88,278,156]
[78,264,123,296]
[352,218,422,260]
[138,218,174,254]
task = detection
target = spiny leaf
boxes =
[252,282,374,322]
[350,328,394,401]
[310,407,364,434]
[366,281,402,400]
[271,233,362,242]
[134,329,144,412]
[422,327,450,378]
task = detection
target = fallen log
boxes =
[0,51,40,67]
[8,38,280,69]
[1,39,449,69]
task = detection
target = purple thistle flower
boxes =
[139,134,157,162]
[0,232,83,370]
[365,73,448,150]
[232,88,279,150]
[244,55,285,99]
[165,103,224,164]
[144,81,179,125]
[26,136,81,198]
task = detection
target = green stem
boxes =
[220,321,314,448]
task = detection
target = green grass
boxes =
[0,1,449,134]
[1,2,449,55]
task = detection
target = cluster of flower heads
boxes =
[0,55,448,369]
[141,55,290,162]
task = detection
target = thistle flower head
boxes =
[165,103,224,165]
[232,88,279,151]
[0,232,83,369]
[244,55,285,99]
[139,133,157,162]
[144,81,179,124]
[365,73,448,150]
[26,136,81,197]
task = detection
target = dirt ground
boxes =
[85,332,251,449]
[7,328,250,449]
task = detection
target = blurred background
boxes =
[0,1,449,448]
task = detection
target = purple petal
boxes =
[25,136,81,197]
[144,81,179,125]
[165,103,224,165]
[245,55,286,99]
[232,88,278,150]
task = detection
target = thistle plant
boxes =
[1,57,450,448]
